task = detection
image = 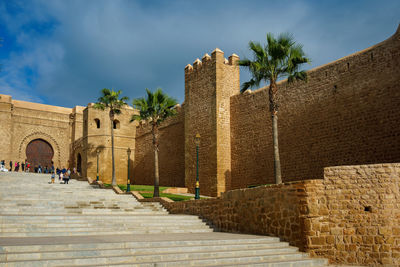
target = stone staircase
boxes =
[0,172,328,266]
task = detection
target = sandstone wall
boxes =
[184,49,239,196]
[0,94,75,168]
[164,180,312,250]
[306,163,400,265]
[230,26,400,189]
[163,163,400,265]
[133,107,185,187]
[83,105,136,185]
[0,95,13,163]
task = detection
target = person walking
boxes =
[21,162,25,172]
[65,168,71,184]
[65,170,70,184]
[38,164,42,173]
[14,162,18,172]
[9,161,12,172]
[51,171,55,184]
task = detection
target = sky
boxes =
[0,0,399,108]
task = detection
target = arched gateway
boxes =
[26,139,54,171]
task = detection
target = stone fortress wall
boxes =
[164,163,400,266]
[0,95,78,169]
[80,104,136,185]
[229,24,400,189]
[0,96,136,185]
[0,25,399,196]
[133,106,185,187]
[134,24,399,196]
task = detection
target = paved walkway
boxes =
[0,172,329,266]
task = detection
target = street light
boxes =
[96,148,100,181]
[127,147,131,193]
[194,133,201,199]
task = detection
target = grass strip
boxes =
[140,192,193,202]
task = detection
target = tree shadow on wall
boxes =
[225,170,232,192]
[86,144,106,170]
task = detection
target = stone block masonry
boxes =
[133,106,185,187]
[163,162,400,265]
[184,49,239,197]
[0,95,80,169]
[230,24,400,189]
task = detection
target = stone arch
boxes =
[18,132,61,167]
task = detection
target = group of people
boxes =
[51,167,72,184]
[1,160,74,185]
[0,160,51,173]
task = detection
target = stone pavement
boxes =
[0,172,329,266]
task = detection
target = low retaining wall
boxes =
[162,163,400,265]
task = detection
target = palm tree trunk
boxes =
[152,124,160,197]
[110,113,116,186]
[269,81,282,184]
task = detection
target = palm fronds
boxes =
[239,32,310,92]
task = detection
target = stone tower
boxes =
[82,104,136,184]
[184,48,240,196]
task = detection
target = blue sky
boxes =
[0,0,399,107]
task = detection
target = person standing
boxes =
[51,171,55,184]
[21,162,25,172]
[14,162,18,172]
[9,161,12,172]
[65,169,70,184]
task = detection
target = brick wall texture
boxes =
[0,96,77,169]
[230,26,400,189]
[184,50,239,196]
[133,107,185,187]
[164,163,400,265]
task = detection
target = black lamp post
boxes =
[96,148,100,181]
[194,133,201,199]
[127,147,131,193]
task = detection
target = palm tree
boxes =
[239,33,310,184]
[131,88,178,197]
[93,88,129,186]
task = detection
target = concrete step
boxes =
[0,237,282,253]
[0,214,201,221]
[0,228,213,237]
[0,224,212,233]
[0,242,295,261]
[0,251,327,266]
[0,172,328,266]
[211,259,328,267]
[0,213,167,216]
[0,221,207,228]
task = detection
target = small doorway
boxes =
[76,153,82,175]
